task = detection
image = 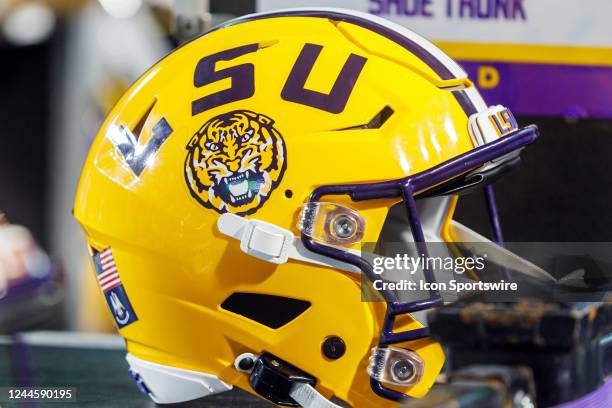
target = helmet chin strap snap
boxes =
[217,213,359,273]
[234,353,342,408]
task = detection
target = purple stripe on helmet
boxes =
[214,10,454,79]
[452,89,479,115]
[208,9,478,115]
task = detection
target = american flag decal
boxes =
[96,248,121,292]
[92,247,138,328]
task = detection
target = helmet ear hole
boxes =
[221,293,310,329]
[284,189,293,198]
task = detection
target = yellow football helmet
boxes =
[74,8,538,407]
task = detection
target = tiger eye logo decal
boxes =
[185,110,287,215]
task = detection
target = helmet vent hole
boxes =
[221,293,310,329]
[131,98,157,137]
[336,105,394,131]
[284,189,293,198]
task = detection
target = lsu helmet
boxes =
[74,8,539,407]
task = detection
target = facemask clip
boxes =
[367,346,424,387]
[297,202,365,245]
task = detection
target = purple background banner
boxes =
[460,61,612,119]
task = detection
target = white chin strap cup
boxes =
[217,213,359,273]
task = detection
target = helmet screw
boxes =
[322,336,346,360]
[391,359,416,383]
[238,357,255,371]
[332,215,357,239]
[234,353,259,373]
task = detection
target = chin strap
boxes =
[235,353,343,408]
[290,382,343,408]
[217,213,359,273]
